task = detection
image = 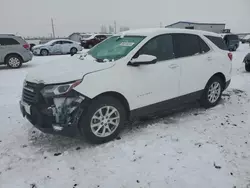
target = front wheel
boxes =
[245,63,250,72]
[40,49,49,56]
[200,76,224,108]
[78,96,126,144]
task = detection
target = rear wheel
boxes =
[70,47,77,54]
[78,96,126,144]
[6,55,22,68]
[200,76,224,108]
[245,63,250,72]
[88,44,93,49]
[40,49,49,56]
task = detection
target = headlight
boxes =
[41,80,82,97]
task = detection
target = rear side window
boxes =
[62,41,73,44]
[173,34,200,58]
[225,34,238,40]
[0,38,20,45]
[205,35,228,50]
[138,34,174,61]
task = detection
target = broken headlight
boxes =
[41,80,82,97]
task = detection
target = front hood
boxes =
[25,55,115,84]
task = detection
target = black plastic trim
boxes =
[130,90,203,120]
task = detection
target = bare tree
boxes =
[120,26,130,32]
[108,25,114,34]
[100,25,107,34]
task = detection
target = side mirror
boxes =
[128,54,157,66]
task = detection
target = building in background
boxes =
[68,32,88,42]
[165,21,226,33]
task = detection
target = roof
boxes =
[68,32,86,37]
[166,21,226,27]
[117,28,221,37]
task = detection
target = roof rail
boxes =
[0,34,15,36]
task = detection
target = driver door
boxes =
[51,41,62,54]
[125,34,181,111]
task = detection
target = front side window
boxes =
[0,38,19,45]
[137,34,174,61]
[87,36,145,61]
[173,34,200,58]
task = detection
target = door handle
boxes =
[207,56,212,61]
[169,64,179,69]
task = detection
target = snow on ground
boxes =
[0,46,250,188]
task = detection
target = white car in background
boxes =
[20,28,232,144]
[32,39,82,56]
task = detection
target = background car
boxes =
[240,35,250,44]
[221,33,240,51]
[32,39,82,56]
[0,34,33,68]
[80,34,110,49]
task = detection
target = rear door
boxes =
[0,37,20,63]
[61,41,73,54]
[172,34,212,96]
[0,38,5,63]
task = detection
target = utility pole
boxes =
[160,22,163,28]
[114,21,117,34]
[51,18,55,38]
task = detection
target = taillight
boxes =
[228,52,233,61]
[23,43,30,50]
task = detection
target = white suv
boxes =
[20,28,232,144]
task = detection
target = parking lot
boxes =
[0,43,249,188]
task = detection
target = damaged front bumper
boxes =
[20,88,88,137]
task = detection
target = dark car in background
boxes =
[240,35,250,44]
[221,33,240,51]
[80,34,111,49]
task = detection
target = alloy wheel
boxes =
[208,81,221,103]
[8,57,21,68]
[90,106,120,138]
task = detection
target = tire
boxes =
[200,76,224,108]
[245,63,250,72]
[78,96,126,144]
[6,55,22,68]
[70,47,77,54]
[40,49,49,56]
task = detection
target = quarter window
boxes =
[173,34,200,58]
[137,34,174,61]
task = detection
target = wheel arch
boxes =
[40,48,49,54]
[206,72,226,89]
[4,53,23,63]
[93,91,130,119]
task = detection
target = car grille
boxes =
[22,81,39,104]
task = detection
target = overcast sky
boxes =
[1,0,250,37]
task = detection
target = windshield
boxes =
[87,35,145,61]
